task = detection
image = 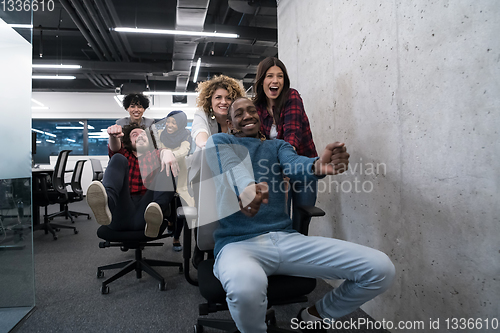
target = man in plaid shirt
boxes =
[87,123,177,238]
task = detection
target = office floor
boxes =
[14,200,389,333]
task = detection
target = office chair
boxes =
[96,175,184,294]
[90,158,104,181]
[46,150,77,223]
[179,149,325,332]
[65,160,91,220]
[32,172,78,240]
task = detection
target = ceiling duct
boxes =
[172,0,210,91]
[228,0,277,14]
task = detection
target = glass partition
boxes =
[0,7,34,333]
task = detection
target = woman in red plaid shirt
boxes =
[253,57,319,228]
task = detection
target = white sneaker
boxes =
[87,181,112,225]
[144,202,163,238]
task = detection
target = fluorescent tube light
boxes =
[114,95,124,107]
[8,24,33,29]
[56,126,84,130]
[46,139,55,143]
[31,98,44,106]
[79,121,95,130]
[143,91,198,96]
[193,58,201,83]
[32,128,56,137]
[114,27,238,39]
[66,139,76,143]
[32,75,76,80]
[32,64,82,69]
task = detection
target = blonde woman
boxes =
[188,75,245,267]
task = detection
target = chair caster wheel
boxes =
[101,285,109,294]
[53,235,58,240]
[87,216,91,220]
[55,228,60,232]
[179,265,184,274]
[194,324,204,333]
[97,270,104,278]
[74,229,79,234]
[159,282,166,291]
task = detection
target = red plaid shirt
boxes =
[108,146,160,196]
[256,88,318,158]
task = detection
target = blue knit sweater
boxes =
[206,133,321,256]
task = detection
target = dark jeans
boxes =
[103,153,175,232]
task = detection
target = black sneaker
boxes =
[295,308,327,333]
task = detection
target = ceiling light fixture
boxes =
[113,95,124,107]
[32,75,76,80]
[114,27,238,39]
[32,128,57,137]
[32,64,82,69]
[79,121,95,130]
[193,58,201,83]
[56,126,84,130]
[8,24,33,29]
[31,98,44,106]
[143,91,198,96]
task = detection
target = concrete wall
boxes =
[277,0,499,330]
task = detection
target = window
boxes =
[32,119,85,164]
[87,120,116,155]
[32,119,192,164]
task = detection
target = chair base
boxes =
[195,308,296,333]
[35,206,78,240]
[97,246,183,294]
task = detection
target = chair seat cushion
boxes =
[97,225,168,243]
[198,259,317,305]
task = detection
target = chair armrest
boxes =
[294,205,325,236]
[296,205,325,217]
[177,206,198,220]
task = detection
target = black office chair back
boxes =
[90,158,104,181]
[32,174,51,207]
[51,150,72,194]
[70,160,86,197]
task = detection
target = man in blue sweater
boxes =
[206,97,395,333]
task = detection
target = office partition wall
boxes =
[0,15,35,332]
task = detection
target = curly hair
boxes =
[122,93,150,110]
[195,75,245,115]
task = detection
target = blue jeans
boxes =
[213,231,395,333]
[103,153,175,231]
